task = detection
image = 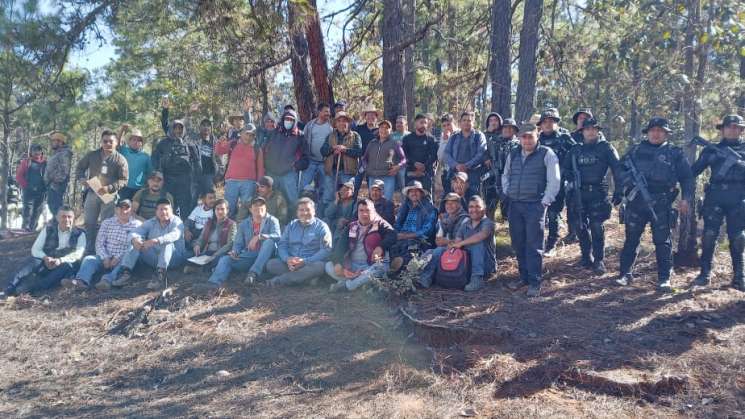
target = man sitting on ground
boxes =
[208,196,281,287]
[2,206,85,297]
[63,199,142,290]
[362,179,395,225]
[185,199,236,273]
[112,199,188,290]
[419,192,469,288]
[449,196,497,291]
[389,181,438,272]
[247,175,288,226]
[327,198,396,292]
[132,171,174,221]
[266,198,332,287]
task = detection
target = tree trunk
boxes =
[306,0,334,107]
[288,3,316,122]
[260,70,269,117]
[1,113,10,229]
[403,0,416,123]
[675,0,704,266]
[489,0,512,117]
[738,54,745,110]
[382,0,407,122]
[514,0,543,122]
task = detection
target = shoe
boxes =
[95,279,112,290]
[147,269,167,290]
[390,256,404,272]
[563,233,578,244]
[526,284,541,297]
[61,277,83,288]
[111,269,132,287]
[183,265,197,274]
[592,261,606,276]
[732,275,745,291]
[329,281,347,292]
[544,246,557,257]
[615,273,632,286]
[245,272,258,285]
[506,278,526,291]
[577,258,593,269]
[692,272,710,288]
[657,279,673,293]
[464,275,484,292]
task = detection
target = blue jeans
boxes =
[508,201,547,286]
[419,247,446,287]
[300,161,325,190]
[120,242,187,271]
[367,175,396,200]
[208,239,276,285]
[275,171,299,206]
[224,179,257,217]
[76,255,107,285]
[322,173,353,208]
[5,257,75,295]
[325,260,388,291]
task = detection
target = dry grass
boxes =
[0,214,744,418]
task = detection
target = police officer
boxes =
[690,114,745,290]
[563,118,621,275]
[538,108,577,254]
[151,119,202,217]
[484,118,519,219]
[615,117,694,292]
[482,112,503,218]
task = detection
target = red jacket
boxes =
[215,139,265,181]
[16,156,46,189]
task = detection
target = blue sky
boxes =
[68,0,349,73]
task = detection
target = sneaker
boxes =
[244,272,258,285]
[147,269,167,290]
[111,269,133,287]
[657,279,673,293]
[61,277,85,288]
[506,278,526,291]
[692,272,710,288]
[329,281,347,292]
[526,284,541,297]
[615,273,632,286]
[464,275,484,292]
[390,256,404,272]
[544,246,557,257]
[592,261,606,276]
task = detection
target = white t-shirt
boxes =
[188,205,213,230]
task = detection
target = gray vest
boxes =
[507,146,548,202]
[365,139,399,176]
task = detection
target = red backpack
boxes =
[435,248,470,289]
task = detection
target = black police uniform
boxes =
[563,136,621,272]
[152,135,202,217]
[539,127,576,250]
[484,131,518,217]
[618,139,694,284]
[691,120,745,289]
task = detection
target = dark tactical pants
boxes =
[619,195,677,282]
[699,186,745,279]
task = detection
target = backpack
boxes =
[435,247,470,289]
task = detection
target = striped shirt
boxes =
[96,216,142,259]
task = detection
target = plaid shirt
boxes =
[96,216,142,259]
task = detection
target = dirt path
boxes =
[0,224,744,418]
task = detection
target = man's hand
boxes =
[414,162,425,172]
[387,166,400,176]
[372,246,384,261]
[132,238,144,251]
[484,159,492,168]
[397,232,417,240]
[228,250,239,260]
[333,145,347,154]
[287,256,304,271]
[97,187,108,195]
[248,236,260,251]
[119,123,131,133]
[102,257,112,269]
[435,237,449,248]
[184,230,193,241]
[193,244,201,257]
[190,102,200,113]
[678,199,690,217]
[161,96,170,109]
[142,239,159,250]
[456,163,468,173]
[449,241,463,249]
[242,97,253,112]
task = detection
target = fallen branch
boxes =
[399,307,511,347]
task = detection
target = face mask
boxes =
[284,121,294,130]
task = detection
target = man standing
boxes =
[320,111,363,210]
[266,198,332,287]
[362,119,406,200]
[65,199,142,290]
[354,105,380,154]
[690,115,745,289]
[537,108,577,254]
[615,117,693,292]
[44,131,73,216]
[76,129,129,253]
[436,113,456,197]
[263,109,305,206]
[114,199,188,290]
[482,112,503,216]
[15,144,47,231]
[215,124,264,217]
[402,114,439,196]
[1,206,85,297]
[502,124,561,297]
[152,118,202,217]
[444,111,488,194]
[563,118,621,275]
[117,124,152,201]
[300,103,334,204]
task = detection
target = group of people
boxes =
[4,96,745,298]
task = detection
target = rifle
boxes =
[623,157,658,223]
[690,136,744,178]
[568,152,587,230]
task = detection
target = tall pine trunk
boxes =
[515,0,543,122]
[382,0,407,121]
[288,3,316,122]
[305,0,334,106]
[404,0,416,123]
[489,0,512,117]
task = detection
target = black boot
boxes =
[592,260,606,275]
[730,234,745,291]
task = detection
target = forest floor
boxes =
[0,219,744,418]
